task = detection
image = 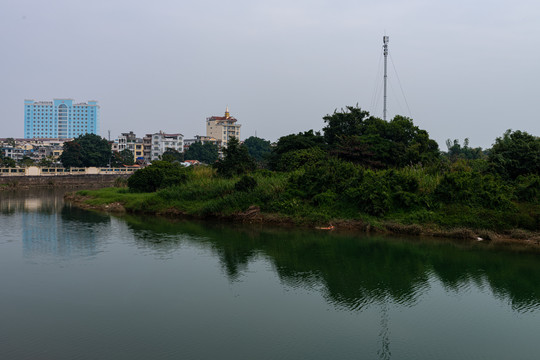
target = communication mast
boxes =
[383,35,389,121]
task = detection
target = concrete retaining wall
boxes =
[0,174,131,189]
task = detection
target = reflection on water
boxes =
[1,189,109,258]
[123,215,540,314]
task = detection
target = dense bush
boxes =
[288,158,360,199]
[128,167,165,192]
[514,174,540,204]
[128,161,187,192]
[433,171,512,209]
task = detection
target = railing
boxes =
[0,166,138,177]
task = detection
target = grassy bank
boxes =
[68,165,539,245]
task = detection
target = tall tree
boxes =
[444,138,486,161]
[488,129,540,179]
[60,134,111,167]
[324,106,439,168]
[322,106,371,146]
[242,136,272,164]
[184,142,218,164]
[214,137,256,177]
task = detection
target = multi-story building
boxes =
[24,99,99,139]
[183,135,221,152]
[147,131,184,162]
[206,107,241,148]
[116,131,144,162]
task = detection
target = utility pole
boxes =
[383,35,389,121]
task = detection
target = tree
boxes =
[268,130,325,170]
[60,134,111,168]
[323,106,439,168]
[214,137,256,177]
[322,106,371,146]
[488,129,540,179]
[242,136,272,164]
[18,156,35,167]
[444,138,486,161]
[161,148,184,163]
[184,142,218,164]
[59,141,84,167]
[38,156,55,167]
[111,149,135,167]
[0,155,16,168]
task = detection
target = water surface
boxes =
[1,190,539,359]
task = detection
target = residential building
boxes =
[148,131,184,161]
[0,137,69,163]
[206,107,241,148]
[24,99,99,139]
[116,131,144,162]
[183,135,222,152]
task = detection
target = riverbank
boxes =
[65,188,540,251]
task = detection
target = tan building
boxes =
[206,107,241,148]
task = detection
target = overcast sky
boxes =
[1,0,538,149]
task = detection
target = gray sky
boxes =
[1,0,539,149]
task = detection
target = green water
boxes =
[0,190,539,359]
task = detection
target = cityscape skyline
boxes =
[1,0,539,150]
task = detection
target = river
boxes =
[1,190,539,360]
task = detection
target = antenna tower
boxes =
[383,35,389,121]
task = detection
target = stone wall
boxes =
[0,174,131,189]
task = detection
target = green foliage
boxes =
[514,174,540,204]
[444,138,486,161]
[323,107,439,168]
[214,137,256,177]
[243,136,272,164]
[234,175,257,192]
[60,134,111,168]
[111,149,135,167]
[0,155,16,167]
[277,147,327,172]
[322,106,371,146]
[488,129,540,179]
[128,167,164,192]
[161,148,184,163]
[184,142,218,164]
[433,171,513,209]
[288,158,360,199]
[268,130,325,170]
[18,156,35,167]
[127,161,187,192]
[37,156,55,167]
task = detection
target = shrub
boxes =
[128,162,188,193]
[128,167,164,192]
[433,171,512,209]
[514,174,540,204]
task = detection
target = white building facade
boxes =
[149,131,184,161]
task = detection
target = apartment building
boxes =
[206,107,241,148]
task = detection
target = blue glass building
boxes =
[24,99,100,139]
